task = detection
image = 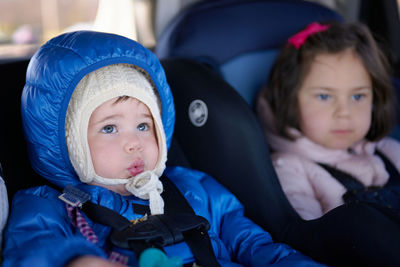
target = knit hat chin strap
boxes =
[90,170,165,215]
[126,171,164,214]
[91,170,165,215]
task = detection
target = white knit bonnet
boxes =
[65,64,167,214]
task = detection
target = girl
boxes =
[257,21,400,221]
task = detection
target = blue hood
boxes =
[21,31,175,188]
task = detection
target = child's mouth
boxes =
[128,159,145,176]
[332,129,352,135]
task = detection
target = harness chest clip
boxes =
[110,213,210,249]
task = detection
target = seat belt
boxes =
[160,175,220,267]
[318,149,400,193]
[317,162,366,193]
[375,150,400,187]
[72,174,220,266]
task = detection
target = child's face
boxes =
[87,97,159,193]
[297,49,373,150]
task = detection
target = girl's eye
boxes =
[317,94,330,101]
[352,94,364,101]
[137,123,149,131]
[101,125,116,134]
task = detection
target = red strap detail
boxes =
[66,204,129,264]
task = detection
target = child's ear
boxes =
[256,93,278,135]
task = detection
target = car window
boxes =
[0,0,156,60]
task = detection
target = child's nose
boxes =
[124,134,142,153]
[334,99,351,118]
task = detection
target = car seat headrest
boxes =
[156,0,343,106]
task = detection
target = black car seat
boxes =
[0,59,49,203]
[162,58,294,232]
[156,0,400,266]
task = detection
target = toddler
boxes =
[2,31,321,267]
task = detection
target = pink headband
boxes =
[288,22,330,49]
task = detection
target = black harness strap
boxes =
[317,162,366,193]
[82,201,129,231]
[160,176,220,267]
[376,150,400,187]
[81,174,220,266]
[317,150,400,223]
[318,149,400,193]
[132,203,150,215]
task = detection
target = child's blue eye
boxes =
[137,123,149,131]
[101,125,116,134]
[352,94,364,101]
[317,94,330,101]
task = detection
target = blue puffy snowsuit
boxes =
[2,31,321,266]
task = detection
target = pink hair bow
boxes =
[288,22,330,49]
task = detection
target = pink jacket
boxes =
[257,97,400,220]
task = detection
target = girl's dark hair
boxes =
[262,21,396,141]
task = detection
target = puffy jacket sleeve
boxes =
[165,166,324,266]
[2,186,106,267]
[201,174,323,266]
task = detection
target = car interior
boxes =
[1,0,400,266]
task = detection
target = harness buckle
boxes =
[110,213,210,248]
